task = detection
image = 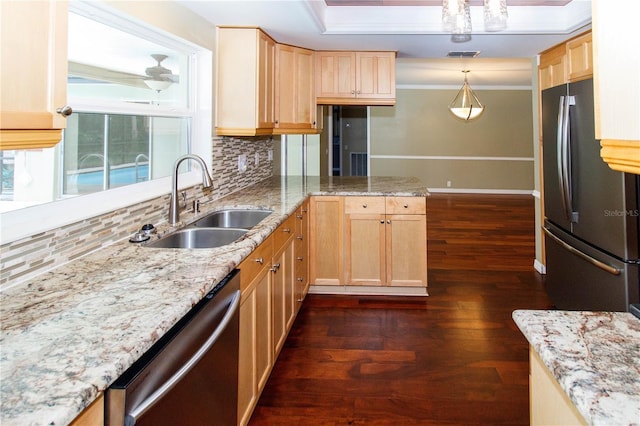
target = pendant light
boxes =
[442,0,472,35]
[484,0,508,32]
[448,70,485,121]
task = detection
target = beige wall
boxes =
[370,88,534,192]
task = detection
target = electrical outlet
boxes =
[255,152,260,166]
[238,154,247,173]
[447,180,452,187]
[267,149,273,161]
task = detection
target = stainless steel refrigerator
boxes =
[542,78,640,312]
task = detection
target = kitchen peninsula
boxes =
[513,310,640,425]
[0,176,426,426]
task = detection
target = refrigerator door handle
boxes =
[562,95,578,223]
[556,96,568,218]
[544,227,621,276]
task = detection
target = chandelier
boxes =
[448,70,485,121]
[442,0,508,38]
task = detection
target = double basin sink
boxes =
[146,209,273,249]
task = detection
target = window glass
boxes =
[67,13,190,110]
[0,9,198,213]
[62,113,189,195]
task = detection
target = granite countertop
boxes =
[0,176,427,426]
[513,309,640,426]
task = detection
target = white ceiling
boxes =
[178,0,592,87]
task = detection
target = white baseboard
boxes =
[534,259,546,274]
[428,188,535,195]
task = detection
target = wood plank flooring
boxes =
[249,194,553,425]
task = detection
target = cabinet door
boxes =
[386,214,427,287]
[309,196,344,285]
[0,0,68,149]
[272,238,295,357]
[539,43,566,91]
[257,30,276,131]
[567,32,592,82]
[216,27,274,136]
[294,200,310,307]
[238,289,257,426]
[254,267,272,392]
[356,52,396,102]
[593,0,640,173]
[275,45,316,133]
[316,51,356,101]
[345,213,386,286]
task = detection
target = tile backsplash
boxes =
[0,136,274,290]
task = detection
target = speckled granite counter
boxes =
[0,176,427,426]
[513,310,640,425]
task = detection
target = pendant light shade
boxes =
[484,0,508,32]
[442,0,471,35]
[448,70,485,121]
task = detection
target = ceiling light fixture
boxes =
[442,0,508,39]
[484,0,508,32]
[442,0,472,36]
[143,54,177,93]
[448,70,485,122]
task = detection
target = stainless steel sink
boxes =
[188,209,273,229]
[145,227,247,249]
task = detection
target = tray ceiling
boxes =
[178,0,591,86]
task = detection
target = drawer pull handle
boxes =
[404,204,408,208]
[271,263,281,272]
[302,208,307,213]
[387,219,391,224]
[297,235,303,240]
[362,204,367,208]
[296,214,303,219]
[283,228,291,233]
[297,256,304,261]
[255,257,264,264]
[297,277,304,282]
[380,220,385,224]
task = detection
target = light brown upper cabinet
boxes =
[566,32,592,82]
[216,27,276,136]
[0,0,70,150]
[592,0,640,174]
[539,31,592,91]
[315,51,396,105]
[274,44,318,134]
[539,43,567,91]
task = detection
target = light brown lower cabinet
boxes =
[238,236,273,426]
[529,346,587,426]
[237,211,302,426]
[344,196,427,288]
[294,199,310,306]
[309,196,344,285]
[70,393,104,426]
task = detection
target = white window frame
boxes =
[0,2,212,244]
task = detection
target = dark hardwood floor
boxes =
[249,194,553,425]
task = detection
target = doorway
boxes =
[329,106,368,176]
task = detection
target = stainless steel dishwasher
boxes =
[106,269,240,426]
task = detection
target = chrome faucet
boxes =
[169,154,213,226]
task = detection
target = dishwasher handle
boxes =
[125,289,241,426]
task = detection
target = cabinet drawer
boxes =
[386,197,426,215]
[238,236,273,293]
[344,196,385,214]
[273,214,295,252]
